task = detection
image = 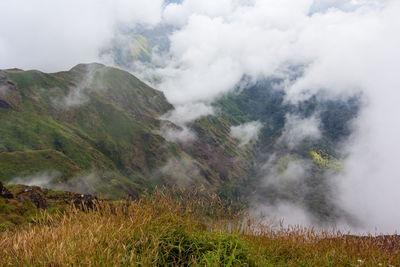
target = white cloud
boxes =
[0,0,163,72]
[157,0,311,104]
[158,157,204,186]
[161,102,214,125]
[163,0,244,26]
[159,102,214,143]
[160,122,197,143]
[160,0,400,233]
[260,153,313,188]
[310,0,385,14]
[8,171,60,187]
[279,115,321,149]
[230,121,262,146]
[253,202,313,228]
[155,1,400,233]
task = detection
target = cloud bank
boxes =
[0,0,163,72]
[157,0,400,233]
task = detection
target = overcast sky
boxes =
[1,0,400,233]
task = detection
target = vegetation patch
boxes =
[0,188,398,266]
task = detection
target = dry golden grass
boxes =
[0,188,399,266]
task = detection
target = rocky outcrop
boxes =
[18,187,49,209]
[5,80,18,91]
[0,182,14,198]
[73,194,98,210]
[0,183,106,228]
[0,99,12,109]
[0,70,20,110]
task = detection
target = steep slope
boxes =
[0,63,359,222]
[214,79,359,223]
[0,64,253,201]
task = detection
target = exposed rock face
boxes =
[5,80,18,91]
[0,70,20,110]
[73,194,98,210]
[7,184,99,210]
[18,188,49,209]
[0,70,18,90]
[0,182,14,198]
[0,99,12,109]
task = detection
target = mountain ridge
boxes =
[0,63,255,202]
[0,63,359,224]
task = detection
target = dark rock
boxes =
[0,71,18,91]
[19,188,48,209]
[6,80,18,90]
[0,99,12,109]
[127,191,139,201]
[0,182,13,198]
[73,194,98,210]
[0,70,7,83]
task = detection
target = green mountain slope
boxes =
[0,64,253,201]
[0,64,359,222]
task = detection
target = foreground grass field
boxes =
[0,188,399,266]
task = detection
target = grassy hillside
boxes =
[0,64,254,201]
[0,188,398,266]
[0,150,82,181]
[0,65,171,197]
[0,63,359,222]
